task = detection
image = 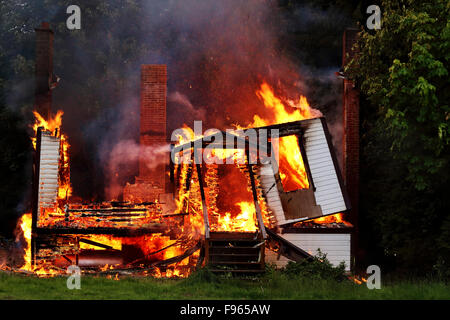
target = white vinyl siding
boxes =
[38,132,60,216]
[303,119,347,215]
[258,163,306,226]
[280,233,351,271]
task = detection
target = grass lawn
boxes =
[0,270,448,300]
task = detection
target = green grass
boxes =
[0,270,448,300]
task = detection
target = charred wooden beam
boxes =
[153,241,201,267]
[79,238,114,250]
[297,134,316,191]
[62,255,73,263]
[252,120,305,137]
[161,212,188,218]
[75,213,148,218]
[92,201,157,208]
[35,224,168,236]
[169,143,175,183]
[246,149,267,240]
[195,245,205,270]
[281,225,354,233]
[67,208,147,213]
[195,162,210,239]
[266,228,313,262]
[185,163,193,190]
[127,241,180,266]
[105,218,154,223]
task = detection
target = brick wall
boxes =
[342,28,360,269]
[139,65,167,189]
[35,22,53,120]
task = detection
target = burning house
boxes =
[11,23,359,277]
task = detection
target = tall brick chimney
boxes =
[34,22,54,120]
[139,65,167,188]
[342,28,360,268]
[123,65,168,202]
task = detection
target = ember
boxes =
[293,213,354,228]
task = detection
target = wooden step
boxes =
[209,246,260,255]
[210,261,261,266]
[209,269,265,274]
[209,231,258,241]
[206,231,265,275]
[209,253,260,263]
[209,241,262,248]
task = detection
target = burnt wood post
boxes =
[169,144,175,195]
[194,146,210,240]
[30,127,44,269]
[32,127,43,232]
[196,163,210,239]
[297,133,316,191]
[194,146,210,264]
[245,146,267,240]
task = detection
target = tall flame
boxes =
[215,201,257,232]
[31,110,72,203]
[250,82,322,191]
[173,81,323,234]
[16,213,32,271]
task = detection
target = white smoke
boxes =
[105,139,170,199]
[168,91,206,121]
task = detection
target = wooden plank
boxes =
[79,238,113,250]
[315,192,346,202]
[308,160,334,171]
[281,233,350,241]
[195,162,210,239]
[247,161,267,239]
[320,203,347,212]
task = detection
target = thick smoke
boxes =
[105,139,170,200]
[36,0,348,199]
[92,0,302,199]
[168,92,206,123]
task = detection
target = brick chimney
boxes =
[139,65,167,188]
[34,22,54,120]
[342,28,360,268]
[123,65,168,203]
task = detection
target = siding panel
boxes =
[302,119,348,215]
[38,133,60,219]
[280,233,351,270]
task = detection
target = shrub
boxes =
[282,250,347,281]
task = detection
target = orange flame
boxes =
[311,213,352,226]
[173,81,323,235]
[250,82,322,191]
[31,110,72,202]
[215,201,257,232]
[17,213,32,271]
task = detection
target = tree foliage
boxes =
[348,0,450,275]
[348,0,449,190]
